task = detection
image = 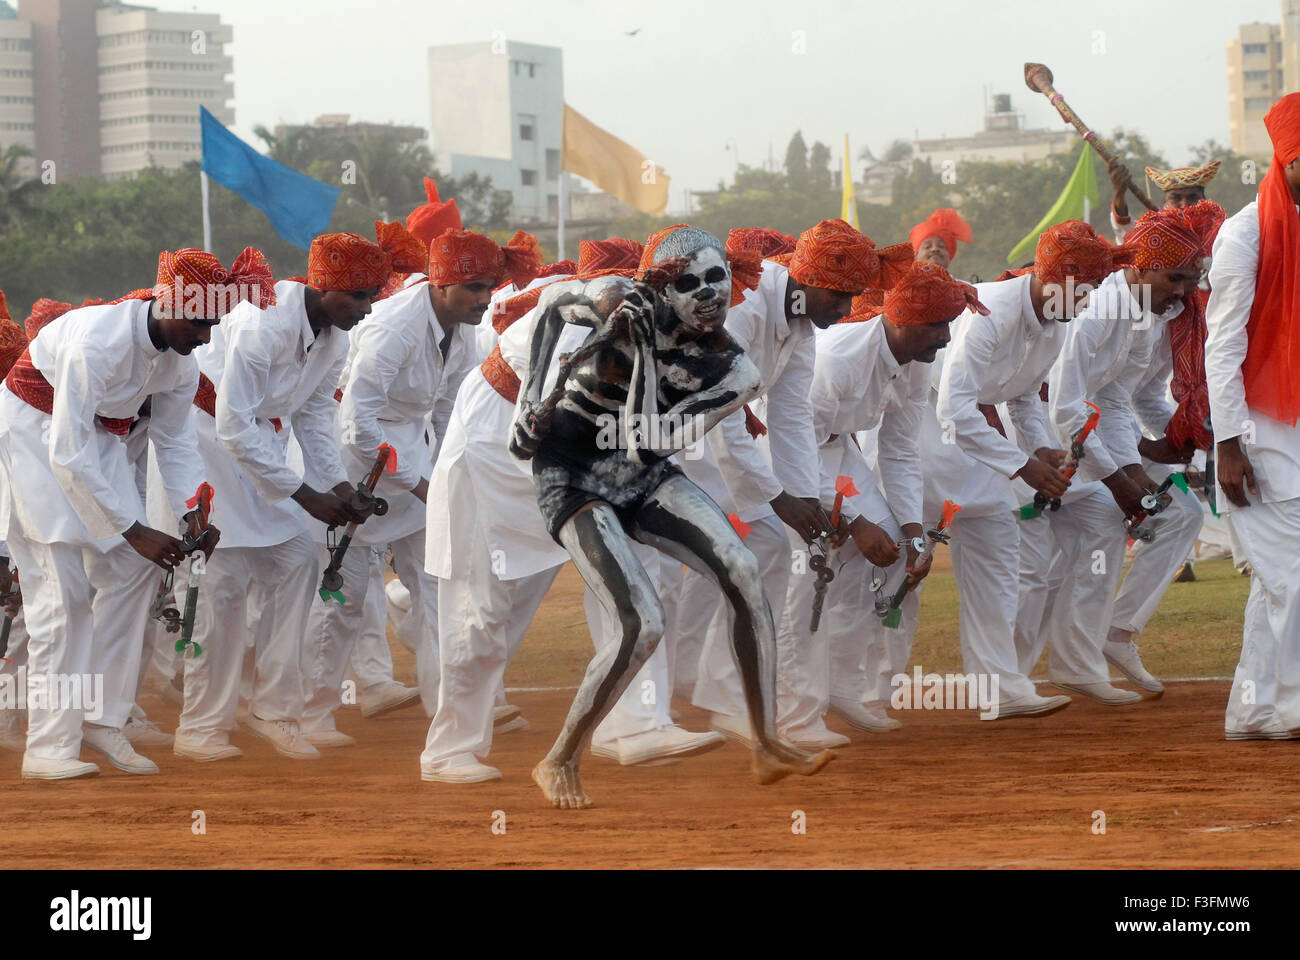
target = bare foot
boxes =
[532,759,593,809]
[751,742,836,785]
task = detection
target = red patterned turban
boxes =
[1034,220,1132,288]
[1124,201,1226,271]
[726,227,797,261]
[405,178,463,247]
[909,209,973,261]
[788,219,914,293]
[427,229,543,290]
[884,261,988,326]
[154,246,276,318]
[308,221,426,293]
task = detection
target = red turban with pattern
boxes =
[788,219,914,293]
[25,298,75,340]
[1240,93,1300,424]
[405,178,463,247]
[1124,201,1226,271]
[537,259,577,278]
[0,291,26,380]
[1034,220,1132,288]
[578,237,644,278]
[308,221,426,293]
[427,229,543,290]
[883,261,988,326]
[154,246,276,318]
[726,227,797,261]
[909,209,973,261]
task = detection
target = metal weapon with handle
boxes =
[319,444,395,603]
[809,475,858,634]
[877,500,962,629]
[1125,472,1184,543]
[1023,62,1157,214]
[1027,400,1101,516]
[173,482,216,657]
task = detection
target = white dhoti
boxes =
[659,560,717,700]
[348,550,399,690]
[1224,497,1300,732]
[1110,478,1203,637]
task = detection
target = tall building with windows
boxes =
[0,1,35,175]
[1228,21,1288,158]
[427,40,565,222]
[13,0,232,180]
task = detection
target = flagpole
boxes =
[201,170,213,252]
[557,173,566,262]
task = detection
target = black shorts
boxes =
[533,446,682,543]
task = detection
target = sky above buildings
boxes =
[159,0,1280,212]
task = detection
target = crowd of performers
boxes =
[1,94,1298,809]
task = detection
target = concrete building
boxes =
[0,1,35,176]
[427,40,565,223]
[12,0,232,180]
[910,93,1078,173]
[1227,21,1287,158]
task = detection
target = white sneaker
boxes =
[982,692,1072,720]
[123,716,175,747]
[22,755,100,780]
[359,681,421,719]
[385,577,413,613]
[1225,720,1300,741]
[1103,640,1164,694]
[173,736,243,762]
[82,724,159,775]
[421,760,502,783]
[246,714,320,759]
[708,711,755,747]
[784,724,852,751]
[1053,681,1142,705]
[303,727,356,748]
[493,704,521,726]
[829,698,902,732]
[495,716,530,735]
[590,725,725,765]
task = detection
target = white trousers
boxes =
[178,533,318,744]
[691,513,789,720]
[303,530,439,732]
[660,560,715,700]
[1110,484,1203,636]
[0,608,29,732]
[1014,512,1059,676]
[949,511,1038,702]
[1224,497,1300,732]
[347,550,399,691]
[6,523,155,759]
[1037,489,1126,684]
[420,534,558,770]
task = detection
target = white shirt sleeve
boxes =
[148,367,207,523]
[291,348,350,492]
[764,335,821,499]
[1006,387,1056,456]
[876,378,925,527]
[937,314,1031,477]
[341,325,420,490]
[1049,316,1119,481]
[215,322,303,504]
[1205,208,1260,444]
[48,341,139,539]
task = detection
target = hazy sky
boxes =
[158,0,1282,212]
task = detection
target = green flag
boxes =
[1006,144,1099,266]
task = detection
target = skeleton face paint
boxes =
[665,247,731,334]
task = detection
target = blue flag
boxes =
[200,106,339,250]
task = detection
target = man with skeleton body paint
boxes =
[511,226,833,808]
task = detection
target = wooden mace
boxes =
[1024,61,1158,213]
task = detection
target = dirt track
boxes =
[5,679,1300,869]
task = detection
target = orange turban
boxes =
[1124,201,1226,272]
[308,221,426,293]
[0,290,7,323]
[909,209,973,261]
[788,219,914,293]
[537,259,577,278]
[1242,93,1300,425]
[154,246,276,317]
[427,229,543,290]
[25,298,77,339]
[883,261,988,326]
[0,292,26,380]
[405,178,463,247]
[1034,220,1131,288]
[577,237,643,278]
[726,227,797,260]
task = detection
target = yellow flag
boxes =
[841,133,858,229]
[563,105,669,216]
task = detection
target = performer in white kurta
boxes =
[0,298,28,753]
[686,220,912,745]
[1205,93,1300,740]
[0,249,249,779]
[299,229,538,746]
[928,221,1124,718]
[174,225,423,762]
[422,238,715,782]
[777,263,972,741]
[1047,206,1218,702]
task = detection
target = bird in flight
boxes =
[625,28,641,36]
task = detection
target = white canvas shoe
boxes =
[591,725,725,765]
[359,681,421,719]
[981,692,1072,720]
[829,698,902,732]
[173,736,243,762]
[22,755,100,780]
[708,711,756,747]
[82,724,159,775]
[1103,640,1164,694]
[1052,681,1142,705]
[123,716,175,747]
[246,715,320,759]
[421,760,502,783]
